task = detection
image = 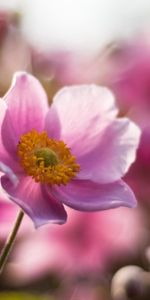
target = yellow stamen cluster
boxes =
[17,129,80,185]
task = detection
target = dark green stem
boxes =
[0,210,24,274]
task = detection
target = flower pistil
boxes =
[17,129,80,185]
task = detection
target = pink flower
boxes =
[124,126,150,202]
[0,72,140,227]
[6,207,146,285]
[106,38,150,111]
[32,50,105,85]
[0,11,31,97]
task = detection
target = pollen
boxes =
[17,129,80,185]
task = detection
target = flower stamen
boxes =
[17,129,80,185]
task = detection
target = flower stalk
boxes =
[0,209,24,274]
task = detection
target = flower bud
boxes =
[111,265,150,300]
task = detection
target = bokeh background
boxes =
[0,1,150,299]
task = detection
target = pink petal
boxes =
[46,85,140,183]
[52,179,137,211]
[0,100,21,173]
[46,84,118,143]
[1,175,67,228]
[2,72,49,154]
[0,100,11,160]
[0,162,19,186]
[77,118,141,183]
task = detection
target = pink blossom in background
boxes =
[0,11,20,44]
[0,72,140,227]
[106,38,150,112]
[39,207,147,276]
[32,49,110,85]
[124,126,150,202]
[0,12,10,42]
[32,50,106,103]
[31,49,108,103]
[0,12,31,96]
[5,206,147,285]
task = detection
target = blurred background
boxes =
[0,0,150,299]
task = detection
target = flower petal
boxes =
[52,179,137,211]
[1,175,67,228]
[0,162,19,186]
[77,118,141,183]
[0,100,21,171]
[0,100,11,159]
[46,85,140,183]
[2,72,49,154]
[46,85,118,143]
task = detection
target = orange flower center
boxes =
[17,129,80,185]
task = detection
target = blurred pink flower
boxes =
[32,50,107,85]
[0,72,140,227]
[106,38,150,112]
[124,126,150,202]
[6,206,147,285]
[0,11,31,96]
[44,207,146,276]
[32,50,107,103]
[0,12,10,42]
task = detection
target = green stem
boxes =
[0,210,24,274]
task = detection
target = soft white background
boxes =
[0,0,150,53]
